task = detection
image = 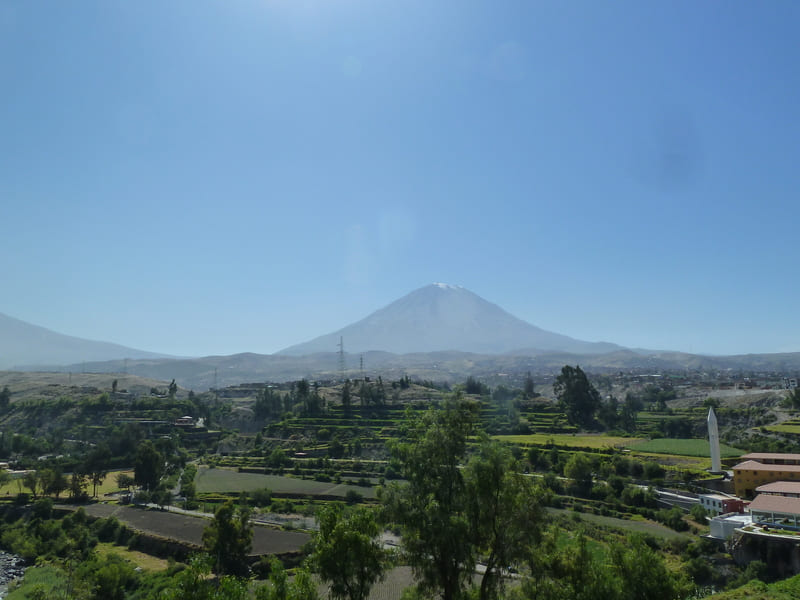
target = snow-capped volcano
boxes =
[278,284,621,356]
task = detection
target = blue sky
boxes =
[2,1,799,357]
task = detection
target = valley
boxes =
[0,366,799,598]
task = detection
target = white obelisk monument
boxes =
[708,407,721,473]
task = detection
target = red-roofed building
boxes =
[748,494,800,530]
[740,453,800,465]
[733,459,800,498]
[755,481,800,498]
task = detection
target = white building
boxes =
[699,493,744,516]
[709,513,752,540]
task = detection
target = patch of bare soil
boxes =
[74,504,310,555]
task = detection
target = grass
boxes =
[6,564,67,600]
[552,528,608,562]
[625,438,742,458]
[546,508,690,541]
[195,467,377,499]
[493,433,641,449]
[94,542,168,571]
[764,424,800,435]
[0,470,134,499]
[707,572,800,599]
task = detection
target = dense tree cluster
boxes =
[383,396,546,600]
[554,365,602,429]
[254,387,285,420]
[202,499,253,577]
[311,504,386,600]
[0,386,10,410]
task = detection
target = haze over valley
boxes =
[4,284,800,389]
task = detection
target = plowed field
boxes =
[76,504,309,555]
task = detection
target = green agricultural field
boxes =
[626,438,743,458]
[546,508,690,541]
[764,423,800,435]
[493,433,641,449]
[194,467,377,499]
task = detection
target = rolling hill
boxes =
[0,312,172,370]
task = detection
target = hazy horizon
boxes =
[2,2,799,357]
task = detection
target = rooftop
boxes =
[701,493,737,501]
[756,481,800,495]
[713,513,752,526]
[749,494,800,515]
[733,460,800,473]
[741,453,800,461]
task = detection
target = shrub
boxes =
[251,487,272,507]
[32,498,53,520]
[656,507,689,531]
[690,503,707,525]
[643,461,665,480]
[345,490,363,505]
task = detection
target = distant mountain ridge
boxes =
[54,348,800,390]
[0,312,172,370]
[7,284,800,389]
[279,283,623,356]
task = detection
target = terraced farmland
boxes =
[78,504,310,556]
[625,438,743,458]
[546,508,690,541]
[195,467,377,499]
[493,433,640,449]
[765,419,800,435]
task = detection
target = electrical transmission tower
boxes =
[337,336,346,380]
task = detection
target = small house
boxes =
[699,493,745,516]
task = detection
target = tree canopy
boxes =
[312,504,386,600]
[382,396,478,600]
[133,440,163,492]
[202,499,253,577]
[382,396,549,600]
[553,365,601,429]
[465,437,547,600]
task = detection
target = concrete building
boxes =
[699,493,745,516]
[709,512,752,540]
